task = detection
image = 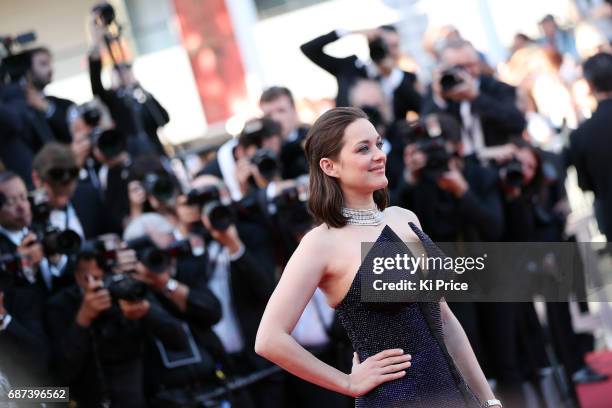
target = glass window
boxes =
[124,0,179,55]
[254,0,330,19]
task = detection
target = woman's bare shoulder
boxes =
[383,206,422,241]
[300,223,337,252]
[385,206,421,226]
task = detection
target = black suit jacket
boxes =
[89,56,170,157]
[0,99,36,188]
[422,75,526,147]
[300,30,422,117]
[72,180,116,238]
[230,220,277,369]
[280,126,309,179]
[146,254,230,392]
[46,95,74,144]
[0,284,50,387]
[569,98,612,239]
[46,285,186,407]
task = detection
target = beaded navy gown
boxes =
[335,222,482,408]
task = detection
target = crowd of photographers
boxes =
[1,3,612,407]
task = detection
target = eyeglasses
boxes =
[46,167,79,183]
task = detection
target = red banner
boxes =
[172,0,248,124]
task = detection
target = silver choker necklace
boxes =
[341,207,384,226]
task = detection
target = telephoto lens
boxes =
[439,67,465,92]
[251,149,279,180]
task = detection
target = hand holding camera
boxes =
[433,66,479,102]
[201,210,243,256]
[76,275,112,327]
[436,159,469,198]
[132,262,170,292]
[16,232,43,272]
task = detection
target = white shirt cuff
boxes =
[266,182,277,200]
[0,314,12,331]
[228,243,246,262]
[335,29,349,38]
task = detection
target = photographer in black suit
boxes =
[87,11,170,158]
[300,25,422,119]
[423,39,526,158]
[23,47,74,144]
[392,113,504,242]
[46,245,186,407]
[173,176,281,407]
[259,86,309,179]
[568,52,612,241]
[0,170,74,297]
[122,213,256,407]
[0,171,51,389]
[0,47,75,187]
[32,142,110,240]
[198,118,283,202]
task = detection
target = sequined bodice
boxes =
[335,223,481,408]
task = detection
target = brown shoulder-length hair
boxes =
[304,107,388,228]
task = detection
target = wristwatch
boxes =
[483,399,502,408]
[165,278,178,293]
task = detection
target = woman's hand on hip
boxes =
[346,348,411,397]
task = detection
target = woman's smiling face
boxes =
[330,118,388,193]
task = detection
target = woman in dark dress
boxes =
[256,107,501,408]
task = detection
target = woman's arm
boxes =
[255,227,411,397]
[440,301,499,405]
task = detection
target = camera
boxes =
[186,185,221,206]
[369,37,389,63]
[28,189,82,256]
[186,185,236,231]
[143,172,178,203]
[439,67,465,92]
[75,102,102,128]
[273,179,313,239]
[403,120,452,178]
[92,2,116,27]
[0,31,36,84]
[251,149,279,180]
[499,158,524,188]
[126,236,191,274]
[103,273,147,301]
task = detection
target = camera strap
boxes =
[154,322,205,369]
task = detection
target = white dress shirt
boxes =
[206,241,245,353]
